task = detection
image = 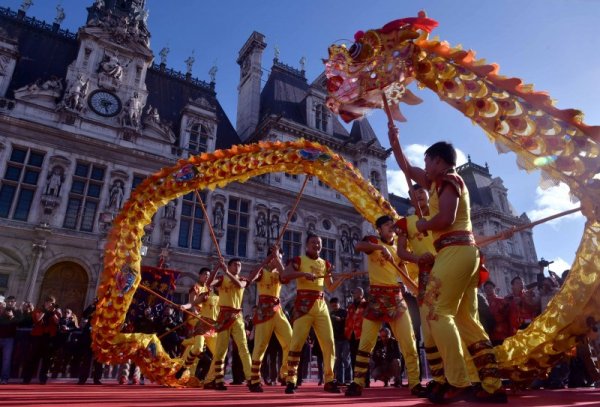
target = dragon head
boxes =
[325,12,438,123]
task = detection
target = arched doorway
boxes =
[38,262,88,317]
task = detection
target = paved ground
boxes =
[0,379,598,407]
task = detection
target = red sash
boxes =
[254,295,281,325]
[214,306,242,333]
[364,285,407,322]
[192,317,217,337]
[293,290,323,321]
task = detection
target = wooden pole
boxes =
[477,207,582,248]
[138,284,214,326]
[381,93,424,219]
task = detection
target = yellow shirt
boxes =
[190,283,209,313]
[257,267,282,298]
[295,255,329,291]
[402,215,436,281]
[429,173,472,241]
[201,292,219,320]
[217,275,245,309]
[365,236,402,287]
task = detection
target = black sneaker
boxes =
[214,382,228,391]
[203,380,215,389]
[323,381,341,394]
[424,379,443,397]
[470,387,508,404]
[428,383,471,404]
[285,382,296,394]
[345,382,362,397]
[248,382,264,393]
[174,367,187,380]
[410,383,428,398]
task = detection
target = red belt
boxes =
[434,231,475,252]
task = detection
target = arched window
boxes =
[188,123,210,154]
[315,104,328,132]
[370,170,381,189]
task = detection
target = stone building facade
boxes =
[457,158,540,295]
[0,1,386,314]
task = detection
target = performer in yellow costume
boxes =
[395,140,507,404]
[211,258,252,391]
[177,267,219,386]
[282,233,341,394]
[345,215,424,398]
[247,246,293,393]
[396,185,481,397]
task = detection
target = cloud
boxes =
[527,183,583,226]
[546,257,572,275]
[387,169,410,196]
[386,144,468,197]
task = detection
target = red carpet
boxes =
[0,380,598,406]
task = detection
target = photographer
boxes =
[22,296,61,384]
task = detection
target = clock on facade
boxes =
[88,90,122,117]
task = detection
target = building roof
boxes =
[0,6,240,151]
[1,8,78,97]
[349,119,383,148]
[457,158,495,208]
[144,68,240,150]
[259,60,351,140]
[388,192,412,217]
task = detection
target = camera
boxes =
[538,258,553,268]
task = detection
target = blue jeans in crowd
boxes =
[0,337,15,382]
[334,339,351,384]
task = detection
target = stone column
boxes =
[25,238,47,303]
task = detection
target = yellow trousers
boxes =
[213,314,252,384]
[420,305,480,385]
[250,308,292,385]
[352,313,420,389]
[422,245,501,392]
[286,299,335,384]
[181,334,217,382]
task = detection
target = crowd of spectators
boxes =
[1,268,598,391]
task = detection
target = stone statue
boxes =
[64,74,88,111]
[124,92,142,127]
[99,52,123,80]
[159,47,169,65]
[165,200,176,219]
[45,166,63,196]
[270,215,280,238]
[274,46,280,61]
[255,212,266,237]
[213,203,224,230]
[340,230,350,253]
[208,65,218,83]
[20,0,33,12]
[351,233,359,255]
[299,56,307,71]
[41,76,63,92]
[93,0,105,8]
[54,4,65,25]
[134,7,149,24]
[184,53,195,75]
[108,180,125,210]
[145,104,160,123]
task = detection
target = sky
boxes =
[3,0,598,275]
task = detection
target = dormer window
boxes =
[315,103,328,132]
[188,123,209,154]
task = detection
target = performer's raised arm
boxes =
[388,126,429,188]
